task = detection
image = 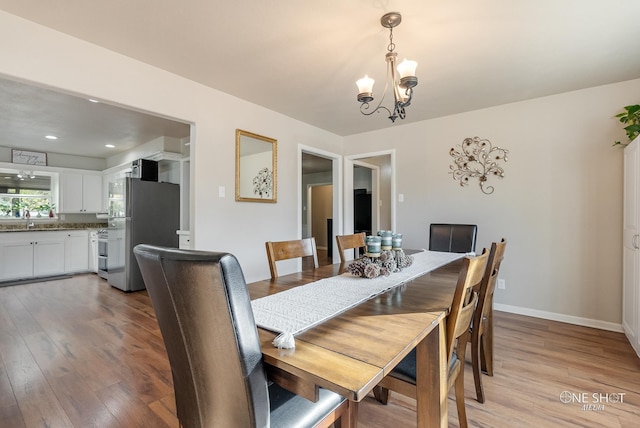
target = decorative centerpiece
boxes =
[348,231,413,278]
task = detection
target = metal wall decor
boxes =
[449,137,509,194]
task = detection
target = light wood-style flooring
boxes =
[1,274,639,427]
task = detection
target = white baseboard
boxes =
[494,303,624,333]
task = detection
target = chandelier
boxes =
[356,12,418,122]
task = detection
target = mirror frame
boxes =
[235,129,277,203]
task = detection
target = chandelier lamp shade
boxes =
[356,12,418,122]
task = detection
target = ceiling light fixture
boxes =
[356,12,418,123]
[45,135,58,140]
[16,170,36,180]
[105,144,115,148]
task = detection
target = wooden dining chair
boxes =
[373,250,489,428]
[265,237,318,279]
[471,238,507,403]
[429,223,478,253]
[134,244,351,428]
[336,232,366,264]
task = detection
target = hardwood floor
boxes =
[1,274,639,427]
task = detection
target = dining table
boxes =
[247,253,465,428]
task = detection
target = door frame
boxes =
[299,145,342,262]
[352,160,380,234]
[344,150,396,236]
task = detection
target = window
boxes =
[0,171,54,218]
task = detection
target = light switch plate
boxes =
[218,186,225,198]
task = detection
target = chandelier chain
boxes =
[387,27,395,53]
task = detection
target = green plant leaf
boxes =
[613,104,640,146]
[626,105,640,115]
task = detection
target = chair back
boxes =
[336,232,366,264]
[446,250,488,360]
[474,239,507,330]
[265,237,318,279]
[429,223,478,253]
[134,244,269,428]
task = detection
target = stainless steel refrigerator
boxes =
[107,177,180,292]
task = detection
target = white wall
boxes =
[0,11,343,282]
[345,79,640,327]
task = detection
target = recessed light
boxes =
[45,135,58,140]
[105,144,115,148]
[88,99,99,103]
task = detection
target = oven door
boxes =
[98,239,107,256]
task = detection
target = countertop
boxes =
[0,222,107,233]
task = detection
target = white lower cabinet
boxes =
[0,230,90,281]
[33,237,66,277]
[0,239,36,280]
[64,231,89,273]
[177,230,191,249]
[0,232,66,281]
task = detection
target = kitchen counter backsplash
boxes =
[0,222,107,232]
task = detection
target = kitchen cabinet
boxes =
[623,135,640,358]
[0,232,66,281]
[64,230,89,273]
[177,230,191,249]
[102,169,128,213]
[59,172,103,213]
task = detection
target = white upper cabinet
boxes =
[59,172,103,213]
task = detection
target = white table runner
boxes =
[251,251,465,348]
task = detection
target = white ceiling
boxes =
[1,1,639,159]
[0,78,190,159]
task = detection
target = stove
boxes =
[97,229,108,279]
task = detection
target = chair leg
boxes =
[318,399,356,428]
[373,385,390,405]
[471,328,485,404]
[481,312,494,376]
[455,366,468,428]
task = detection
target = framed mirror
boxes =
[235,129,277,203]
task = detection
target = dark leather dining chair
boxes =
[134,244,350,428]
[429,223,478,253]
[373,250,489,428]
[471,238,507,403]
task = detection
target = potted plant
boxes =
[11,199,23,217]
[0,200,11,217]
[613,104,640,146]
[38,202,55,217]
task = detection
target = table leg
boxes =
[347,400,359,428]
[416,319,447,428]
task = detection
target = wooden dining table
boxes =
[247,256,464,428]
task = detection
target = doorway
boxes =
[344,151,395,237]
[300,147,342,264]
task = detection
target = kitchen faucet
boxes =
[25,210,34,229]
